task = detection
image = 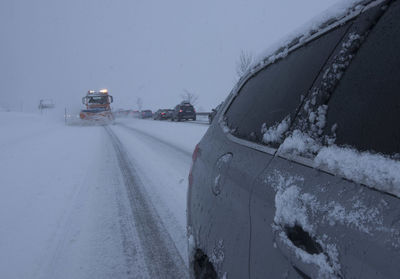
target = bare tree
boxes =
[236,50,254,79]
[136,97,143,111]
[180,89,199,106]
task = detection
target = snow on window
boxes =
[298,31,364,143]
[278,129,320,157]
[221,118,234,134]
[261,29,364,148]
[274,27,400,197]
[261,116,291,144]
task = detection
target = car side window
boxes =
[224,22,351,147]
[325,2,400,156]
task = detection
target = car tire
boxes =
[192,249,217,279]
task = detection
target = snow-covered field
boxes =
[0,112,208,279]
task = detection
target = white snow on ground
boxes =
[112,118,208,264]
[0,112,59,148]
[0,112,207,279]
[0,112,135,279]
[117,118,208,155]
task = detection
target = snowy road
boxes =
[0,112,208,279]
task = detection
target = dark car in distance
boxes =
[187,1,400,278]
[140,110,153,119]
[153,109,171,120]
[171,101,196,121]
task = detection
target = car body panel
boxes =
[253,156,400,278]
[188,1,399,278]
[189,123,274,278]
[249,2,398,278]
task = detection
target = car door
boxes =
[198,129,273,279]
[250,2,400,278]
[189,90,277,278]
[206,11,354,278]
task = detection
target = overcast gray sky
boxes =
[0,0,339,113]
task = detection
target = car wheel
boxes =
[192,249,217,279]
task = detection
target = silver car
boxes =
[188,1,400,278]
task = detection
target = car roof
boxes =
[241,0,386,87]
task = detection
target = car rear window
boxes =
[224,22,351,147]
[325,1,400,156]
[182,106,194,112]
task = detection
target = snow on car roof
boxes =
[248,0,385,76]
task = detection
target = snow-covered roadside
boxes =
[0,113,136,279]
[116,118,209,155]
[111,119,208,266]
[0,112,60,148]
[0,112,208,278]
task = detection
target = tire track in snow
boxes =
[105,126,188,279]
[118,123,192,158]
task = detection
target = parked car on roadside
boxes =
[131,110,141,118]
[171,101,196,121]
[166,109,174,119]
[153,109,170,120]
[140,110,153,119]
[187,1,400,278]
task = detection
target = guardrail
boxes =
[196,112,211,116]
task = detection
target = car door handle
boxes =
[274,224,342,278]
[284,225,323,255]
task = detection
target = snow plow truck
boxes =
[79,89,114,122]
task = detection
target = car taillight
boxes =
[189,144,200,188]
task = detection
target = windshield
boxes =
[88,96,108,104]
